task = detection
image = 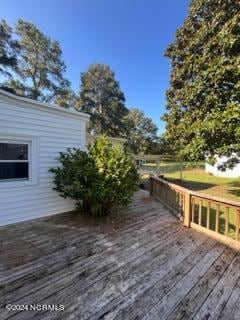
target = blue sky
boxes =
[2,0,190,133]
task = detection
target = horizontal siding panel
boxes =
[0,119,83,136]
[0,197,73,212]
[39,171,59,181]
[1,109,84,130]
[39,162,59,168]
[39,155,65,161]
[39,142,83,148]
[0,189,57,202]
[1,127,85,141]
[39,166,58,172]
[0,177,56,188]
[39,150,67,155]
[39,169,55,175]
[39,141,79,151]
[1,101,86,123]
[0,185,54,196]
[2,205,74,226]
[40,135,85,143]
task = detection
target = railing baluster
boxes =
[150,177,153,196]
[176,192,177,212]
[180,193,183,216]
[236,210,240,241]
[198,200,202,226]
[169,188,172,206]
[178,193,181,216]
[192,198,195,223]
[171,190,176,210]
[215,204,219,233]
[182,194,187,219]
[181,194,184,217]
[175,192,177,213]
[225,207,229,237]
[168,187,170,204]
[184,192,190,227]
[207,202,210,229]
[175,192,177,211]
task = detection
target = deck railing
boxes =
[150,176,240,249]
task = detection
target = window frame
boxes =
[0,134,39,189]
[0,141,30,181]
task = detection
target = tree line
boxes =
[0,19,171,155]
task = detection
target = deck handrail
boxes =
[150,176,240,249]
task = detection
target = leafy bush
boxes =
[50,135,139,216]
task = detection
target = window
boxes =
[0,135,38,187]
[0,142,30,181]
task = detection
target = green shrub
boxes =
[50,135,139,216]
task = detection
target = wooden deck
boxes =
[1,190,240,320]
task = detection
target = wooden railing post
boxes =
[184,192,191,228]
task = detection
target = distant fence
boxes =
[134,154,177,177]
[150,176,240,249]
[134,155,175,162]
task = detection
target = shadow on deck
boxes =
[0,190,240,320]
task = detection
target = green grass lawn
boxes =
[141,161,240,202]
[166,169,240,202]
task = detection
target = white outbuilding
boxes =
[205,156,240,178]
[0,89,90,226]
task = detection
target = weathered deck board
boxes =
[167,246,237,320]
[0,190,239,320]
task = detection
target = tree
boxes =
[0,20,17,77]
[7,19,70,103]
[78,63,128,137]
[55,88,77,108]
[155,134,175,155]
[163,0,240,166]
[125,108,158,154]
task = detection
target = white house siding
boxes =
[205,156,240,178]
[0,90,89,226]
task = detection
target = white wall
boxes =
[0,91,89,226]
[205,156,240,178]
